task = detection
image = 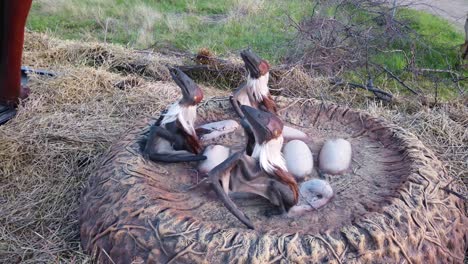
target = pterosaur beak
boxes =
[240,49,263,79]
[241,105,283,143]
[169,67,203,105]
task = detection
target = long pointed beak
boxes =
[240,49,262,79]
[169,68,203,105]
[241,105,282,143]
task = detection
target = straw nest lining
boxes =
[80,97,467,264]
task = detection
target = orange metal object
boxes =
[0,0,33,106]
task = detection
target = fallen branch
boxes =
[176,61,292,91]
[414,68,461,76]
[375,64,419,95]
[330,78,393,102]
[177,63,242,73]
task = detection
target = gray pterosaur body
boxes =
[208,106,299,229]
[144,68,206,163]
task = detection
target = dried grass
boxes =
[0,32,465,263]
[367,102,468,190]
[23,32,182,81]
[228,0,266,20]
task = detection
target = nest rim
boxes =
[80,97,467,264]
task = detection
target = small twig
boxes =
[100,248,116,264]
[415,68,461,76]
[166,242,204,264]
[329,78,393,102]
[286,14,302,32]
[147,218,169,256]
[104,18,110,43]
[313,235,343,264]
[184,178,210,192]
[164,227,200,238]
[376,64,419,95]
[441,187,467,201]
[217,234,243,252]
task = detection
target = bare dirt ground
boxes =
[399,0,468,30]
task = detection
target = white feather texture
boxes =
[283,140,313,180]
[319,138,352,175]
[246,73,270,102]
[252,136,287,174]
[160,102,197,136]
[245,74,309,142]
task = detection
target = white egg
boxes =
[283,126,308,140]
[198,145,230,173]
[319,138,352,175]
[283,140,313,180]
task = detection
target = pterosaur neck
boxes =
[246,73,270,103]
[161,102,197,136]
[252,136,286,174]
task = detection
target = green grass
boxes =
[340,7,466,99]
[333,4,464,73]
[27,0,313,63]
[375,9,464,73]
[27,1,465,99]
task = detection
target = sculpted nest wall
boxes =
[80,98,467,264]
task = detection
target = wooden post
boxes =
[463,15,468,60]
[0,0,33,106]
[465,14,468,43]
[391,0,397,19]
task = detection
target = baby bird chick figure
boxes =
[143,68,205,163]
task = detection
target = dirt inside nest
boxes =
[131,99,409,234]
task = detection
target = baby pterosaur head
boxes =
[241,105,283,144]
[170,68,203,106]
[240,49,270,79]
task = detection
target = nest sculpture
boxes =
[80,97,467,263]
